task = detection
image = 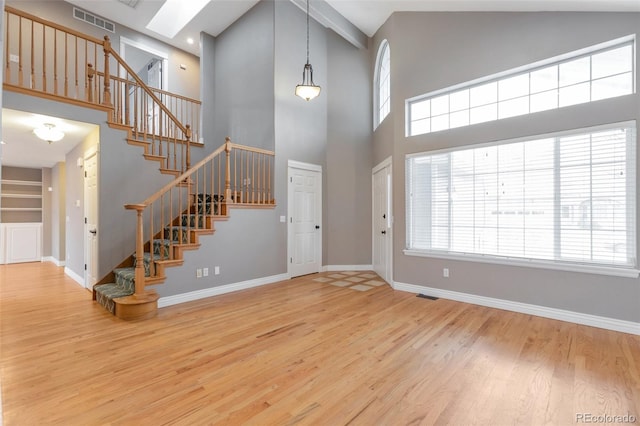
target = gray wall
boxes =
[41,167,52,257]
[157,0,373,297]
[51,162,65,263]
[274,0,329,265]
[212,0,275,150]
[158,0,282,297]
[6,0,200,99]
[326,30,372,266]
[372,11,640,323]
[199,32,215,146]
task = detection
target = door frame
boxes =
[83,146,99,290]
[119,36,169,91]
[287,160,323,278]
[372,156,393,286]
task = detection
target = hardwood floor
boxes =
[1,262,638,425]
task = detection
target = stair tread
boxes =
[143,154,165,160]
[154,259,183,266]
[166,225,213,232]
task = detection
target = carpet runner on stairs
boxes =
[93,195,218,314]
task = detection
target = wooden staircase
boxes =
[4,6,276,320]
[111,138,275,319]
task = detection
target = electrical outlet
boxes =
[203,267,209,277]
[443,268,449,278]
[280,215,286,223]
[214,266,220,275]
[196,268,202,278]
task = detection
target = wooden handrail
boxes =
[4,6,104,45]
[142,145,227,206]
[125,138,275,290]
[93,70,202,105]
[5,5,198,170]
[107,48,188,136]
[138,141,275,207]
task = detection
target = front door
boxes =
[288,162,322,278]
[84,149,98,290]
[373,158,392,284]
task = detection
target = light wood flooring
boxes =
[1,262,638,425]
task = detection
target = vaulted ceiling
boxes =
[63,0,640,55]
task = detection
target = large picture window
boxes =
[405,122,637,275]
[406,36,635,137]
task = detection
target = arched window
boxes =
[374,40,391,129]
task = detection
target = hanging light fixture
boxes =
[34,123,64,144]
[295,0,321,101]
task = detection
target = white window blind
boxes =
[406,122,637,270]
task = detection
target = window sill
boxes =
[403,249,640,278]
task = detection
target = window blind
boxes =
[406,123,637,269]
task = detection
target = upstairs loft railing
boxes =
[3,6,202,172]
[125,138,275,295]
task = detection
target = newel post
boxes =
[102,36,112,107]
[224,137,232,203]
[86,63,95,103]
[125,204,147,296]
[185,124,192,171]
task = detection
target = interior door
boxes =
[288,164,322,278]
[373,160,392,284]
[84,150,98,290]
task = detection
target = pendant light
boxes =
[295,0,321,101]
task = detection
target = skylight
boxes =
[146,0,212,39]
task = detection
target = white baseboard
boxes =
[394,281,640,336]
[64,267,85,287]
[322,264,373,272]
[42,256,65,267]
[158,273,289,308]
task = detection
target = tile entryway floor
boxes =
[313,271,387,292]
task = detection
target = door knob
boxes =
[89,229,97,235]
[315,225,320,229]
[381,230,386,234]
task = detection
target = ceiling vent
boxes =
[117,0,140,8]
[73,7,115,33]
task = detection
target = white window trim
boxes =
[404,120,638,278]
[405,34,636,137]
[374,39,390,130]
[403,249,640,278]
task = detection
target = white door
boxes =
[373,158,392,284]
[288,162,322,278]
[84,150,99,290]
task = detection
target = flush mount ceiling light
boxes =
[34,123,64,144]
[295,0,321,101]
